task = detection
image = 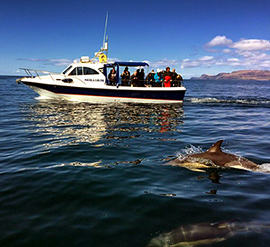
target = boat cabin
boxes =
[60,60,149,87]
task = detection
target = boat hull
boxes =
[22,81,186,103]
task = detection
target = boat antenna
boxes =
[93,12,109,62]
[103,12,108,48]
[101,12,109,57]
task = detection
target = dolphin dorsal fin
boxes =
[206,140,223,153]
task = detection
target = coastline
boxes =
[190,69,270,81]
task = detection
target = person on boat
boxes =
[121,67,130,86]
[177,73,183,86]
[171,68,178,87]
[108,68,117,86]
[146,70,155,87]
[138,68,145,87]
[154,70,162,87]
[131,70,139,87]
[163,67,172,87]
[171,68,183,87]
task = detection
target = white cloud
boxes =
[150,58,179,69]
[226,58,241,66]
[205,36,270,52]
[18,58,73,67]
[184,36,270,71]
[227,58,239,62]
[235,50,254,58]
[206,36,233,47]
[181,61,201,69]
[223,49,232,54]
[198,56,214,61]
[49,59,73,66]
[180,48,270,70]
[260,61,270,68]
[181,56,216,69]
[231,39,270,51]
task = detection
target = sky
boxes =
[1,0,270,78]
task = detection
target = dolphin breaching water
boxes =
[147,220,270,247]
[169,140,269,173]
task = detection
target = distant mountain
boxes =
[190,70,270,81]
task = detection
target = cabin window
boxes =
[83,67,99,75]
[69,67,99,76]
[62,65,72,75]
[69,68,77,75]
[98,68,104,74]
[77,67,83,75]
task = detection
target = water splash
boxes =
[176,144,203,161]
[188,97,270,105]
[35,95,53,100]
[257,163,270,173]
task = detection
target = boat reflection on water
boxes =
[23,100,185,147]
[25,101,107,145]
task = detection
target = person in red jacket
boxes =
[163,67,172,87]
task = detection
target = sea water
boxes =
[0,76,270,246]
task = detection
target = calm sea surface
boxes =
[1,76,270,247]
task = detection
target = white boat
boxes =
[16,16,186,104]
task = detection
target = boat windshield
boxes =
[62,65,73,75]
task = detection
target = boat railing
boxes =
[117,78,183,87]
[20,68,58,81]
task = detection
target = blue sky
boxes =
[1,0,270,78]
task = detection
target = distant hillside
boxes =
[191,70,270,81]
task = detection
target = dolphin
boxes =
[147,220,270,247]
[169,140,260,172]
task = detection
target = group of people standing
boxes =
[147,67,183,87]
[108,66,183,87]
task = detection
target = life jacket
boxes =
[164,75,171,87]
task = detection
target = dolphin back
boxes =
[171,140,261,172]
[147,220,270,247]
[206,140,224,153]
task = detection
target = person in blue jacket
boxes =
[154,70,163,87]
